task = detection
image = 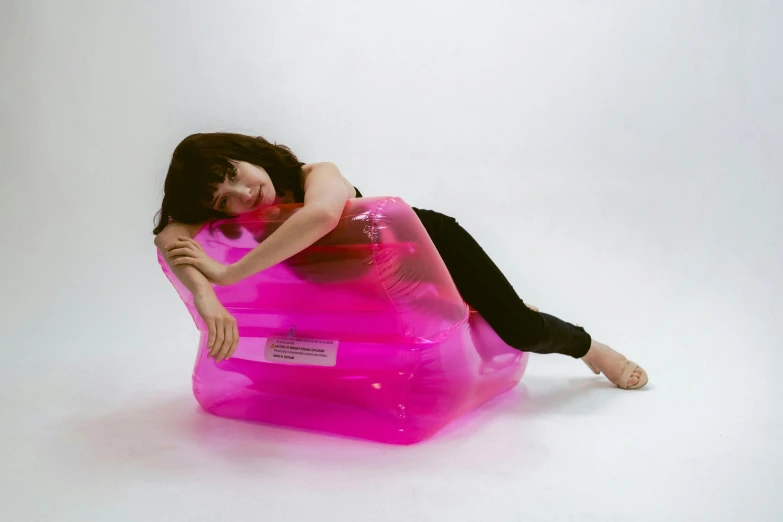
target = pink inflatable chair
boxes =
[159,197,529,444]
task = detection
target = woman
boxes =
[154,132,648,390]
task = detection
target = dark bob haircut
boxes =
[153,132,305,235]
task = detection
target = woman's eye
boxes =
[219,197,227,210]
[229,168,237,180]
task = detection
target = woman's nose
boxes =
[236,187,252,202]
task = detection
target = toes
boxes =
[600,356,646,389]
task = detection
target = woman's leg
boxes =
[412,208,591,358]
[412,208,647,388]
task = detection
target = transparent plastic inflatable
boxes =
[158,197,529,444]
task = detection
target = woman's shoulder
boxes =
[298,162,362,199]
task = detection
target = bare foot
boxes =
[526,304,539,312]
[582,340,648,389]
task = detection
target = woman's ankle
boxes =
[582,340,609,364]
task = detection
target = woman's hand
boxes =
[193,292,239,362]
[167,236,238,286]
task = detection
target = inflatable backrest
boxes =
[159,197,468,344]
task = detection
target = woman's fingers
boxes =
[210,324,225,358]
[167,239,204,255]
[206,318,239,362]
[215,322,233,362]
[228,322,239,359]
[166,246,196,258]
[170,257,196,266]
[214,323,228,361]
[177,236,205,252]
[207,318,216,350]
[167,239,191,250]
[197,298,238,362]
[168,240,207,269]
[219,322,239,361]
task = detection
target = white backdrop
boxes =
[2,1,781,521]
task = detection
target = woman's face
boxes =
[209,160,278,215]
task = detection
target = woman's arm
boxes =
[155,221,213,296]
[228,162,355,283]
[155,221,239,362]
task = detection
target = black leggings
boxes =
[413,208,592,359]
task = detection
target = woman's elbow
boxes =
[310,205,342,231]
[154,231,170,250]
[323,209,343,230]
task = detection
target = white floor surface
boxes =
[3,285,781,521]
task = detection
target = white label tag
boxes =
[263,337,339,367]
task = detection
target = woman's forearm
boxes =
[230,205,340,282]
[156,231,216,298]
[167,261,216,298]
